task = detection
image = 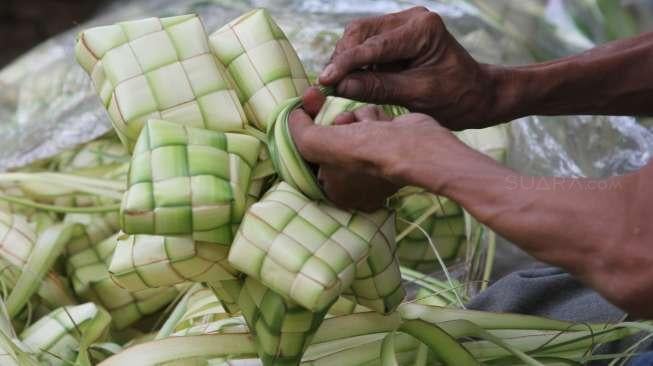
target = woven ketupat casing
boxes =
[55,138,129,172]
[20,303,110,366]
[0,211,36,267]
[75,14,248,150]
[109,233,236,291]
[120,119,261,243]
[392,190,466,270]
[67,234,180,329]
[342,211,405,314]
[238,277,329,365]
[229,182,394,313]
[64,213,120,256]
[209,9,310,130]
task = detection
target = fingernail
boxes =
[320,64,336,81]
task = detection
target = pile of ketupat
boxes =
[0,8,648,366]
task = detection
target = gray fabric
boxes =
[468,266,624,323]
[468,266,653,364]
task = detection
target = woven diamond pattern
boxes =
[392,190,466,270]
[56,138,129,172]
[238,277,329,365]
[120,119,261,243]
[109,233,237,292]
[20,303,110,365]
[76,14,248,150]
[66,234,180,329]
[342,212,405,315]
[209,9,309,130]
[229,182,394,312]
[0,211,36,267]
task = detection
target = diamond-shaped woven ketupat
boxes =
[209,8,309,131]
[238,276,330,365]
[120,119,261,243]
[229,181,397,313]
[75,14,248,150]
[0,211,36,267]
[67,233,180,329]
[391,188,466,271]
[109,232,237,292]
[20,303,110,366]
[342,210,405,315]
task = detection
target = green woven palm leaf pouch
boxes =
[67,233,179,329]
[55,138,129,173]
[120,119,261,243]
[237,276,330,366]
[0,211,37,267]
[75,14,248,150]
[109,232,237,291]
[229,182,397,313]
[209,9,310,131]
[64,213,120,256]
[20,303,111,366]
[341,211,405,315]
[392,190,466,270]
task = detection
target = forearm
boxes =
[487,31,653,123]
[405,146,653,316]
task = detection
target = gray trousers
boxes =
[467,266,652,364]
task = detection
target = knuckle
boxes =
[344,19,364,34]
[422,11,444,28]
[411,6,429,13]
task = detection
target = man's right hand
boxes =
[319,6,505,130]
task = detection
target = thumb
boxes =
[288,109,329,164]
[335,71,414,106]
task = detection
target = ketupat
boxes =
[20,302,111,366]
[66,233,180,329]
[75,14,249,150]
[229,182,401,313]
[120,119,261,242]
[209,9,310,131]
[109,232,236,291]
[237,276,329,365]
[392,125,509,271]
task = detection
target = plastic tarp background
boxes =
[1,0,651,279]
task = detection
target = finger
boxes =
[335,70,417,106]
[333,111,356,125]
[378,108,392,121]
[288,109,347,165]
[329,6,429,64]
[302,86,326,117]
[352,105,381,121]
[321,25,421,85]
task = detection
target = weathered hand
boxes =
[319,6,500,130]
[297,88,399,212]
[291,92,477,193]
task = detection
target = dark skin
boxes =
[289,6,653,318]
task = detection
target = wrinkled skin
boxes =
[290,7,653,318]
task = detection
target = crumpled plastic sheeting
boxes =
[2,0,653,282]
[0,0,593,171]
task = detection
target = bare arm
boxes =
[320,7,653,128]
[289,110,653,318]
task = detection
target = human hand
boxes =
[291,89,478,194]
[319,6,503,130]
[299,88,399,212]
